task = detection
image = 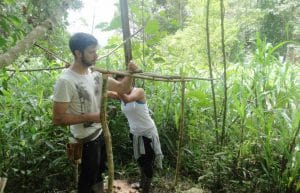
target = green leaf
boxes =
[105,15,121,31]
[0,36,6,48]
[7,15,21,27]
[0,19,10,32]
[4,0,14,4]
[145,19,159,34]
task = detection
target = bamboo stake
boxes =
[0,177,7,193]
[174,80,186,186]
[100,75,114,193]
[0,0,72,68]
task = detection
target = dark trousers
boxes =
[78,134,107,193]
[130,133,155,178]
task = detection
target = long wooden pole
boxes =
[206,0,219,144]
[220,0,228,146]
[100,75,114,193]
[30,44,214,82]
[92,67,213,82]
[174,80,186,186]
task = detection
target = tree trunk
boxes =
[119,0,132,66]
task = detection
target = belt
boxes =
[74,128,102,144]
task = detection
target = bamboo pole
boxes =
[0,0,72,68]
[6,64,214,82]
[174,80,186,186]
[206,0,219,144]
[92,67,213,82]
[220,0,228,146]
[100,75,114,193]
[27,44,214,82]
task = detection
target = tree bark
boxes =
[119,0,132,66]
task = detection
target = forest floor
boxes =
[55,178,209,193]
[107,179,209,193]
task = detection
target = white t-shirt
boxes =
[53,68,102,139]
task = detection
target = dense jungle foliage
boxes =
[0,0,299,192]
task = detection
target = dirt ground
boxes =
[55,178,209,193]
[106,179,209,193]
[109,179,139,193]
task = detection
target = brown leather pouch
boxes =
[66,129,101,164]
[66,142,83,164]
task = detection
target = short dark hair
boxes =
[69,32,98,55]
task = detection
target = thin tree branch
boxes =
[34,43,71,66]
[5,67,64,72]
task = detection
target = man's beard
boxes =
[81,57,94,67]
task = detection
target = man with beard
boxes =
[52,32,138,193]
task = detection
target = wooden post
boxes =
[0,177,7,193]
[119,0,132,66]
[74,163,79,187]
[174,80,186,186]
[100,75,114,193]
